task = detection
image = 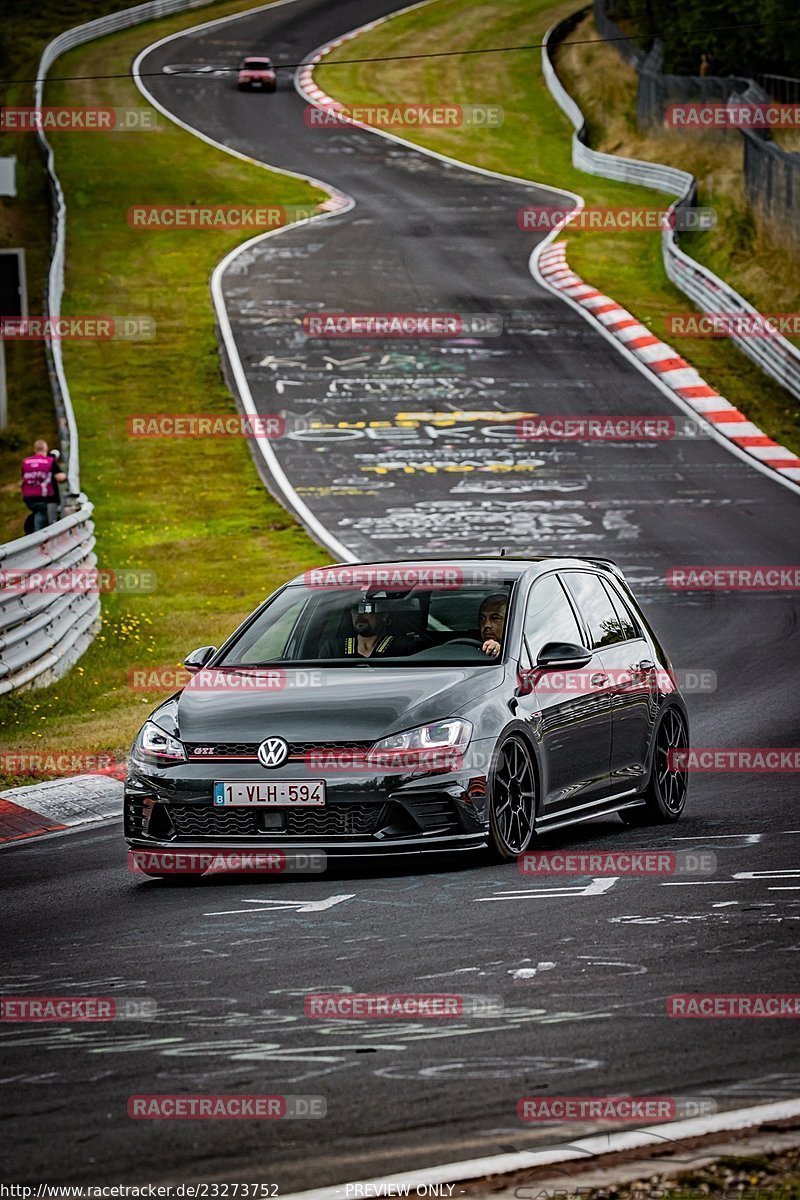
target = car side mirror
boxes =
[183,645,217,674]
[536,641,593,669]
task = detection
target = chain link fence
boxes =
[592,0,800,252]
[543,12,800,404]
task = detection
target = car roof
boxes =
[242,56,272,63]
[288,556,625,585]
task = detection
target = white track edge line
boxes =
[279,1098,800,1200]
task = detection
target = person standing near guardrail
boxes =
[21,439,66,533]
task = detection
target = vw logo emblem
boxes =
[257,736,289,768]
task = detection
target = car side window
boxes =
[524,574,583,659]
[562,572,626,649]
[601,578,641,641]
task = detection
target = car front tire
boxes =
[488,734,538,860]
[620,706,689,826]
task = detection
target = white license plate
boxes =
[214,781,325,806]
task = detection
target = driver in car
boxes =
[478,593,508,658]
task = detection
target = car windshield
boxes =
[218,581,515,667]
[242,58,271,67]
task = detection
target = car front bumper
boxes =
[124,746,492,859]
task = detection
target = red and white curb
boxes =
[0,774,123,845]
[296,29,372,124]
[295,3,436,126]
[536,241,800,483]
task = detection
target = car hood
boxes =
[161,665,504,744]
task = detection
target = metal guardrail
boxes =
[542,10,800,404]
[1,0,214,693]
[0,502,99,694]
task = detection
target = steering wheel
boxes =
[446,638,485,649]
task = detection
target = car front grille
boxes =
[166,802,383,839]
[284,806,381,836]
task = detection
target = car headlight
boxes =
[369,719,472,770]
[134,720,186,763]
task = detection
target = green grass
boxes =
[320,0,800,456]
[0,1,332,785]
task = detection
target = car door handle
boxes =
[590,673,608,686]
[632,660,655,672]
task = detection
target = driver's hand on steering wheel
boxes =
[481,638,501,658]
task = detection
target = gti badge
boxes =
[258,736,289,768]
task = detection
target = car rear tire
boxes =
[488,734,537,860]
[620,706,689,826]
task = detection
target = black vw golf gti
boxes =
[125,557,689,870]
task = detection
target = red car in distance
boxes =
[237,56,276,91]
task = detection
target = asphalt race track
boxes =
[3,0,799,1189]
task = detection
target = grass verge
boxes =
[0,0,164,542]
[319,0,800,456]
[0,0,331,786]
